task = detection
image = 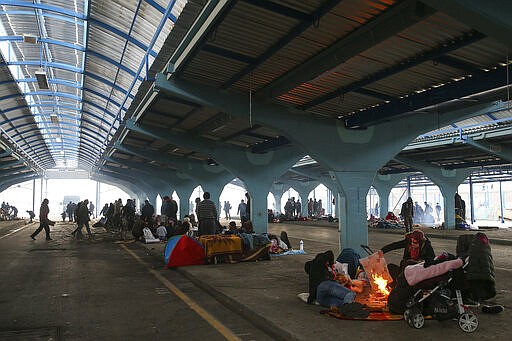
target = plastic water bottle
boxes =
[299,240,304,251]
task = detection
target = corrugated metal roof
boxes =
[0,0,187,176]
[2,0,512,191]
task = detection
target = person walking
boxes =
[435,203,441,221]
[89,201,95,219]
[196,192,218,236]
[30,198,52,241]
[237,199,247,219]
[400,197,414,233]
[224,201,231,220]
[72,200,92,239]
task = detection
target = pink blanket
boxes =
[404,258,463,286]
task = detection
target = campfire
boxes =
[371,274,390,296]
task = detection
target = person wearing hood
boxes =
[381,229,435,280]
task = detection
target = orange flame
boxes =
[371,274,390,296]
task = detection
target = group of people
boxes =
[306,228,497,316]
[28,191,257,242]
[63,200,95,222]
[307,198,323,217]
[1,201,18,220]
[283,197,302,219]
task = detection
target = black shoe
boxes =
[46,237,52,241]
[482,305,504,314]
[30,235,35,240]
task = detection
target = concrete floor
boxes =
[0,219,510,340]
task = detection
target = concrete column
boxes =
[244,182,270,234]
[331,171,375,254]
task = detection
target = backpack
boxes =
[336,248,361,279]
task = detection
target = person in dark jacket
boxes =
[141,200,155,221]
[304,250,356,308]
[456,233,496,302]
[72,199,92,239]
[381,229,435,280]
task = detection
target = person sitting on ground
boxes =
[225,221,239,234]
[177,221,191,235]
[304,251,366,316]
[241,219,254,234]
[381,229,435,280]
[156,222,168,241]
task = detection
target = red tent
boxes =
[164,235,205,268]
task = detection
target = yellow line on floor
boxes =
[0,224,31,241]
[120,244,241,341]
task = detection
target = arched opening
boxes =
[307,184,331,218]
[189,185,204,217]
[366,186,380,218]
[389,176,443,227]
[219,179,247,221]
[0,179,131,220]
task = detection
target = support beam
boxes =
[302,30,484,111]
[344,65,509,128]
[462,136,512,163]
[112,143,234,187]
[420,0,512,50]
[0,159,25,168]
[259,0,435,98]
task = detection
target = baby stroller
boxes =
[403,256,478,332]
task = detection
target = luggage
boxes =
[336,248,361,279]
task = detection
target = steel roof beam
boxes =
[0,10,84,25]
[88,18,157,58]
[0,36,85,51]
[420,0,512,50]
[351,88,396,102]
[145,0,178,22]
[202,44,257,64]
[0,149,12,157]
[221,124,262,141]
[0,60,82,73]
[3,111,111,134]
[0,159,24,168]
[0,1,87,19]
[444,159,509,170]
[0,173,38,192]
[0,166,31,177]
[221,0,341,89]
[462,137,512,163]
[242,0,313,22]
[344,65,512,128]
[259,0,436,98]
[433,55,483,75]
[302,30,485,110]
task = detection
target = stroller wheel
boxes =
[458,312,478,333]
[405,308,424,328]
[404,309,411,325]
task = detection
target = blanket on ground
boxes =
[320,309,403,321]
[198,235,243,263]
